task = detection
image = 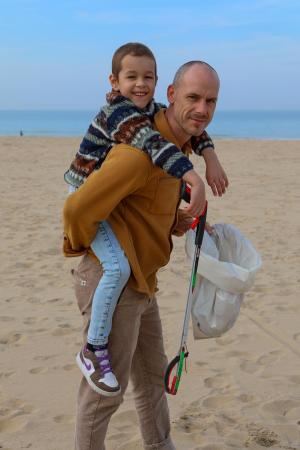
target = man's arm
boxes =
[63,145,150,253]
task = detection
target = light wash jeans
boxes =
[68,185,131,346]
[88,221,131,345]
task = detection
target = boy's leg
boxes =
[73,255,152,450]
[130,297,176,450]
[88,221,130,346]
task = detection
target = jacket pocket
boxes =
[71,255,103,315]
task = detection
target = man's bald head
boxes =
[172,61,220,89]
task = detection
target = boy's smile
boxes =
[109,54,157,109]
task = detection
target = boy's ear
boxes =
[109,74,119,90]
[167,84,175,104]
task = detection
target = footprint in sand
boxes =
[257,350,281,366]
[62,363,77,371]
[51,324,74,336]
[0,400,37,434]
[261,399,300,418]
[0,332,26,345]
[293,332,300,342]
[0,416,28,434]
[289,375,300,384]
[0,371,15,379]
[29,367,48,375]
[0,316,14,322]
[202,394,233,409]
[53,415,75,424]
[204,373,231,389]
[240,359,260,374]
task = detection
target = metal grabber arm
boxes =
[164,183,207,395]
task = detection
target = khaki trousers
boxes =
[73,255,176,450]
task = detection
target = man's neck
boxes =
[164,107,190,148]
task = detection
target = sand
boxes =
[0,136,300,450]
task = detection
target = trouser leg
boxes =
[131,297,176,450]
[73,255,149,450]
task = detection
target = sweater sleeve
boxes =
[191,130,215,156]
[101,96,194,179]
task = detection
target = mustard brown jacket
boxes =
[63,109,189,296]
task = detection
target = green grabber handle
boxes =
[164,348,189,395]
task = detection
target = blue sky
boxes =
[1,0,299,110]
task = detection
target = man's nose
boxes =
[195,99,208,116]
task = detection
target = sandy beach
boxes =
[0,136,300,450]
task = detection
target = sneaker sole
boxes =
[76,353,121,397]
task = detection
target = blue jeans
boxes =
[88,221,131,346]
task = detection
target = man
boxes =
[63,60,221,450]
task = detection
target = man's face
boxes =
[109,54,157,109]
[167,64,219,143]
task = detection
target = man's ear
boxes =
[109,74,119,90]
[167,84,175,104]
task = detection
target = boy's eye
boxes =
[127,75,136,79]
[146,76,154,79]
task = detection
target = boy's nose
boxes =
[135,78,146,87]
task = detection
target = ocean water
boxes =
[0,110,299,139]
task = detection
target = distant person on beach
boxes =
[63,43,223,449]
[19,130,23,136]
[64,42,228,398]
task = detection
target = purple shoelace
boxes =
[95,349,112,376]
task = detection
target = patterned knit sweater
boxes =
[64,92,214,188]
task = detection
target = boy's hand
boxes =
[202,149,229,197]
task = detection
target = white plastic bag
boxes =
[185,223,262,339]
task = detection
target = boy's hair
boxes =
[112,42,157,79]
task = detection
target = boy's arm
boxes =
[202,148,229,197]
[64,112,114,188]
[191,132,229,197]
[103,95,194,179]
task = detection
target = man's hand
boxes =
[202,149,229,197]
[182,169,206,217]
[173,209,194,236]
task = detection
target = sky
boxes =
[1,0,299,111]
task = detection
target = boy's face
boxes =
[109,54,156,109]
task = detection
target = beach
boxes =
[0,136,300,450]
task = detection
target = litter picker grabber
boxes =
[164,198,207,395]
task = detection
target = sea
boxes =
[0,110,299,139]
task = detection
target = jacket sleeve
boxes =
[63,145,150,254]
